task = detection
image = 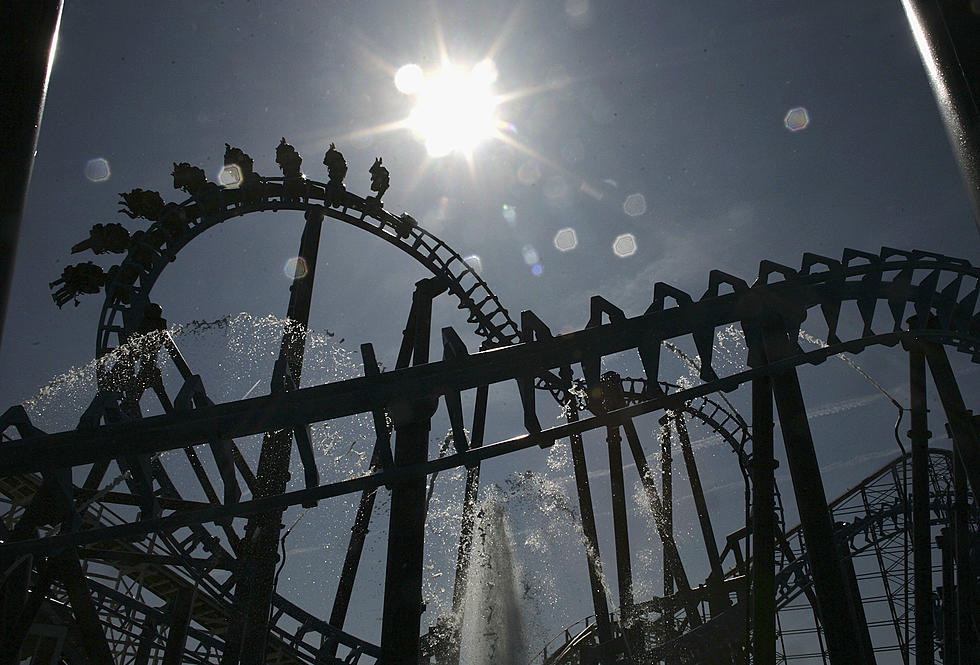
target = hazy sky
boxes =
[2,1,977,659]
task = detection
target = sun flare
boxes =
[398,61,501,158]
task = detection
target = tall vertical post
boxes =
[0,0,63,351]
[0,556,53,665]
[922,340,980,496]
[621,418,701,625]
[937,528,955,662]
[379,279,441,665]
[162,588,195,665]
[452,384,489,613]
[907,346,935,665]
[601,373,635,636]
[674,412,727,612]
[750,375,776,665]
[51,550,114,665]
[327,476,380,644]
[762,329,875,665]
[564,385,614,650]
[951,447,974,664]
[324,343,394,660]
[607,423,635,631]
[922,339,978,663]
[660,416,674,597]
[225,206,324,665]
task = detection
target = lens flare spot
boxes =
[394,64,425,94]
[522,245,540,266]
[784,107,810,132]
[580,181,604,200]
[502,204,517,226]
[613,233,637,258]
[283,256,309,279]
[85,158,111,182]
[464,254,483,274]
[623,193,647,217]
[531,264,543,276]
[518,162,541,185]
[218,164,243,188]
[543,175,569,202]
[554,228,578,252]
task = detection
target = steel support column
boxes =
[907,346,935,665]
[607,424,635,630]
[225,206,324,665]
[750,375,776,665]
[923,340,978,661]
[621,418,700,624]
[937,528,955,661]
[452,384,489,613]
[839,543,876,665]
[922,341,980,495]
[162,587,195,665]
[660,416,673,597]
[673,412,727,611]
[951,448,975,664]
[0,556,52,665]
[379,279,442,665]
[601,373,635,636]
[323,343,394,660]
[565,387,614,650]
[762,330,875,665]
[51,550,114,665]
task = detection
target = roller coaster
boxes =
[0,139,977,665]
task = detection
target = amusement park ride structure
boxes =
[0,136,977,665]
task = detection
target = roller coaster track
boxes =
[6,151,980,664]
[9,244,979,483]
[534,449,973,664]
[96,177,523,356]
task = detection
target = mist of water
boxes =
[458,494,528,664]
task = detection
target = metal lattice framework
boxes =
[2,140,978,665]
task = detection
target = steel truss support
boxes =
[0,555,51,665]
[952,440,975,664]
[921,339,978,662]
[379,277,444,665]
[621,416,700,626]
[760,326,876,665]
[224,206,325,665]
[600,373,635,647]
[672,411,727,612]
[51,549,115,665]
[562,366,614,653]
[660,416,673,599]
[905,344,935,664]
[922,339,980,496]
[451,383,488,615]
[162,587,195,665]
[750,375,776,665]
[322,343,393,662]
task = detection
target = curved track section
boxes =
[96,177,521,358]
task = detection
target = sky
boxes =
[1,1,978,661]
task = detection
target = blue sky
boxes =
[2,1,978,659]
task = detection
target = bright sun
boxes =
[397,61,500,158]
